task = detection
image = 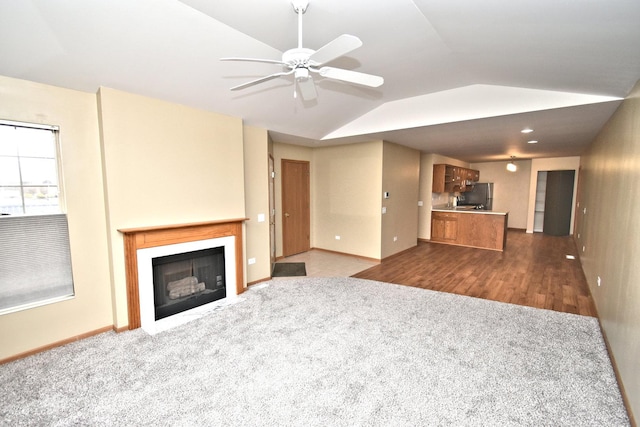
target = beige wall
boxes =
[97,87,246,328]
[526,157,580,233]
[578,81,640,420]
[470,160,532,229]
[381,142,420,259]
[0,76,113,360]
[313,141,383,259]
[243,126,271,283]
[273,140,421,261]
[272,142,313,258]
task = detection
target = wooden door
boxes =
[281,159,310,257]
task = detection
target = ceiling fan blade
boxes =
[296,74,317,101]
[308,34,362,66]
[221,57,286,66]
[230,70,294,91]
[318,66,384,88]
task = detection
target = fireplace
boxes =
[152,246,226,321]
[137,236,236,334]
[119,219,246,333]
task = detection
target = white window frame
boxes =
[0,119,65,216]
[0,119,74,315]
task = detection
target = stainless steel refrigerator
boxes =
[460,182,493,210]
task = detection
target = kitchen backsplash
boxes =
[432,192,455,206]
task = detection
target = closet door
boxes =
[543,170,575,236]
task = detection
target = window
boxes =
[0,121,74,315]
[0,123,61,215]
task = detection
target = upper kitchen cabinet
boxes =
[432,164,480,193]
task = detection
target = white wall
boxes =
[471,160,532,229]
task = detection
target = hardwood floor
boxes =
[353,230,597,317]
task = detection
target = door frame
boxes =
[269,155,276,269]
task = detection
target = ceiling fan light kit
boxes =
[507,156,517,172]
[220,0,384,101]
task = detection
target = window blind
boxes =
[0,213,74,314]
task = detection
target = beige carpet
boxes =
[0,277,630,426]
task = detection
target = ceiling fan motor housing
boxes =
[282,48,316,68]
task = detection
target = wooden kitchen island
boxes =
[431,207,509,251]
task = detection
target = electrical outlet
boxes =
[335,235,341,240]
[382,207,387,214]
[393,236,398,242]
[597,276,601,287]
[248,258,256,265]
[418,201,424,207]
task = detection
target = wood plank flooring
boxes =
[353,230,597,317]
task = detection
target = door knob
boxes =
[284,213,290,217]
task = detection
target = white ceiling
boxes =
[1,0,639,162]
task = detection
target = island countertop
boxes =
[431,207,509,251]
[432,205,509,215]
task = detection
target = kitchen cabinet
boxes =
[431,211,459,242]
[431,210,508,251]
[432,164,480,193]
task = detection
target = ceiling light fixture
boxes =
[521,128,534,134]
[506,156,517,172]
[527,140,538,144]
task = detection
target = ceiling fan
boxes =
[220,0,384,101]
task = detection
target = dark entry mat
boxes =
[272,262,307,277]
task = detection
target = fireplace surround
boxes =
[119,219,246,331]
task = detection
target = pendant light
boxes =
[506,156,517,172]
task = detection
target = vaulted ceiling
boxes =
[1,0,639,162]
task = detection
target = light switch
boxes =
[257,213,265,222]
[382,207,387,214]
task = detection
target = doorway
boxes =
[543,170,575,236]
[534,170,575,236]
[281,159,310,257]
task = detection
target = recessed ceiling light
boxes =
[527,140,538,144]
[521,128,533,133]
